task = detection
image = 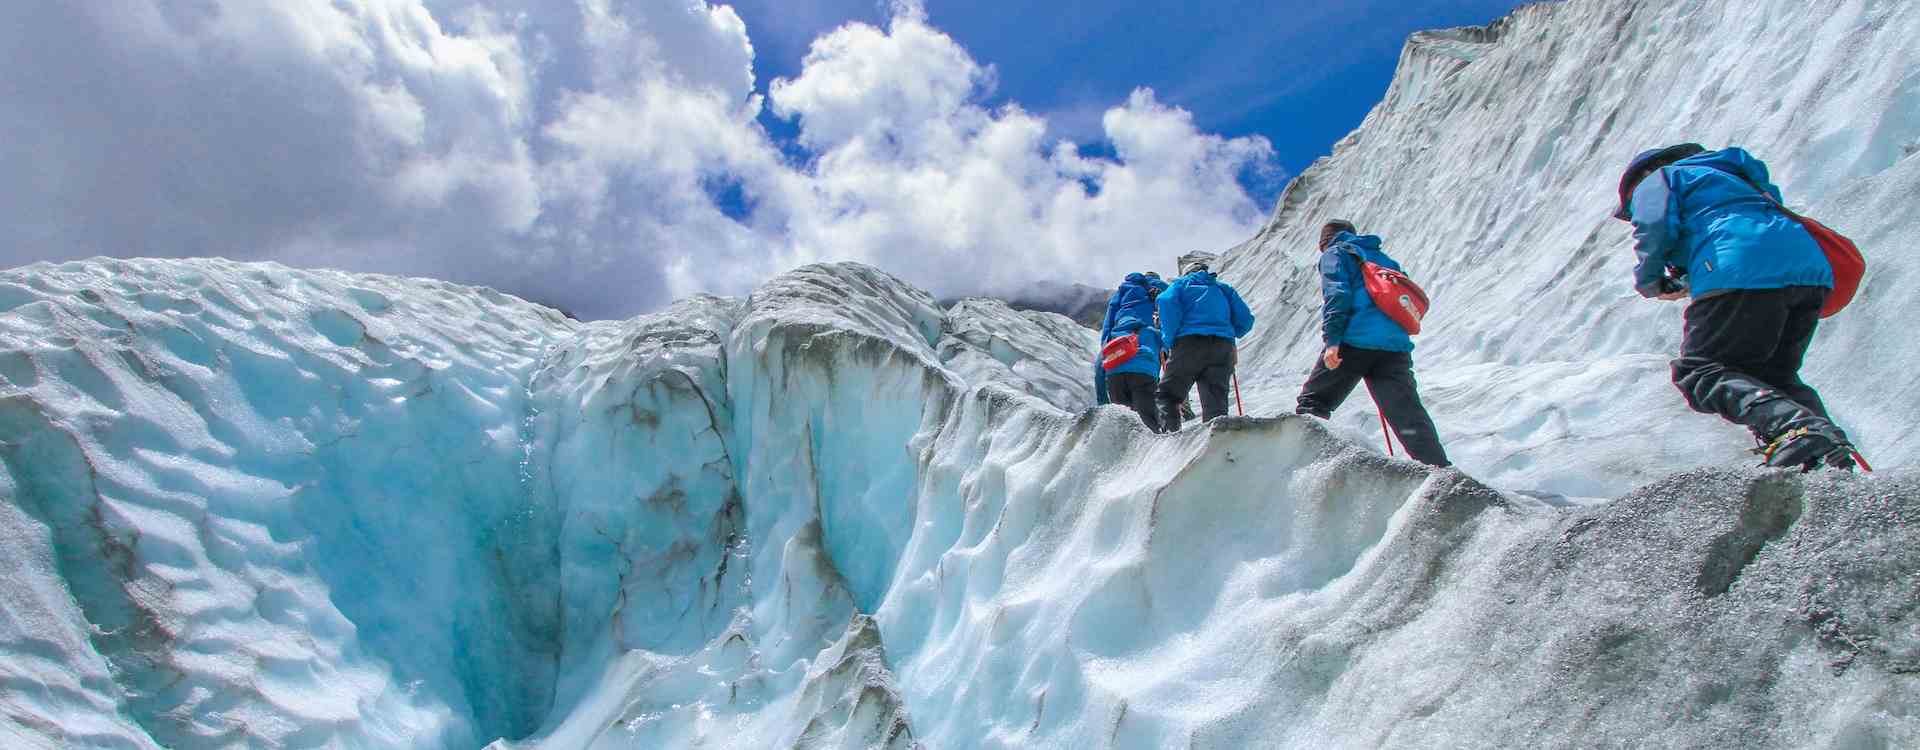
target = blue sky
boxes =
[2,0,1529,318]
[731,0,1531,205]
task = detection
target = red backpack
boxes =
[1100,334,1139,370]
[1708,167,1864,318]
[1341,246,1431,335]
[1801,218,1864,318]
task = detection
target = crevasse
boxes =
[4,0,1920,747]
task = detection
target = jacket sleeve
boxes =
[1318,250,1354,347]
[1157,283,1183,345]
[1629,170,1682,298]
[1226,284,1255,338]
[1099,293,1119,342]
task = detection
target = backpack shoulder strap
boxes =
[1329,243,1367,312]
[1698,164,1799,219]
[1337,243,1379,278]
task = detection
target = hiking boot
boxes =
[1760,426,1855,472]
[1740,394,1825,442]
[1823,447,1858,472]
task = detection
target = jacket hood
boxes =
[1122,272,1168,294]
[1332,232,1383,252]
[1672,147,1765,184]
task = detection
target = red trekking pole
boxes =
[1232,374,1245,416]
[1366,385,1396,457]
[1378,412,1396,457]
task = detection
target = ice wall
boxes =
[5,258,1915,749]
[1223,0,1920,499]
[0,259,1099,748]
[0,259,579,748]
[4,0,1920,747]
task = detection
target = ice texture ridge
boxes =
[3,256,1917,749]
[4,0,1920,746]
[1224,0,1920,498]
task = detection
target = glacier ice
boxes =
[4,256,1916,749]
[1225,0,1920,499]
[0,260,576,747]
[4,0,1920,747]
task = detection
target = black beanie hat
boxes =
[1320,220,1357,250]
[1615,143,1706,220]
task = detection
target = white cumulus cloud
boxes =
[1,0,1281,317]
[756,12,1277,299]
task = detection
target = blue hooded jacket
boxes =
[1627,147,1832,298]
[1158,270,1254,344]
[1319,232,1415,353]
[1105,314,1163,379]
[1100,273,1167,342]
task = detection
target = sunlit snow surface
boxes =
[4,0,1920,747]
[1224,0,1920,499]
[5,256,1917,748]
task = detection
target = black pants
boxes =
[1108,372,1162,432]
[1671,286,1841,442]
[1295,345,1450,467]
[1158,336,1235,431]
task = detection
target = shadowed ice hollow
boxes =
[4,0,1920,746]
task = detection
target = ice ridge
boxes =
[3,258,1916,749]
[6,0,1920,745]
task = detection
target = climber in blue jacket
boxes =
[1295,221,1449,467]
[1100,272,1166,340]
[1155,260,1254,431]
[1617,143,1853,470]
[1104,313,1164,432]
[1095,272,1166,406]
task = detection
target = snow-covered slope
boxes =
[1220,0,1920,499]
[3,0,1919,748]
[4,258,1916,749]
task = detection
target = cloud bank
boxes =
[2,0,1278,318]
